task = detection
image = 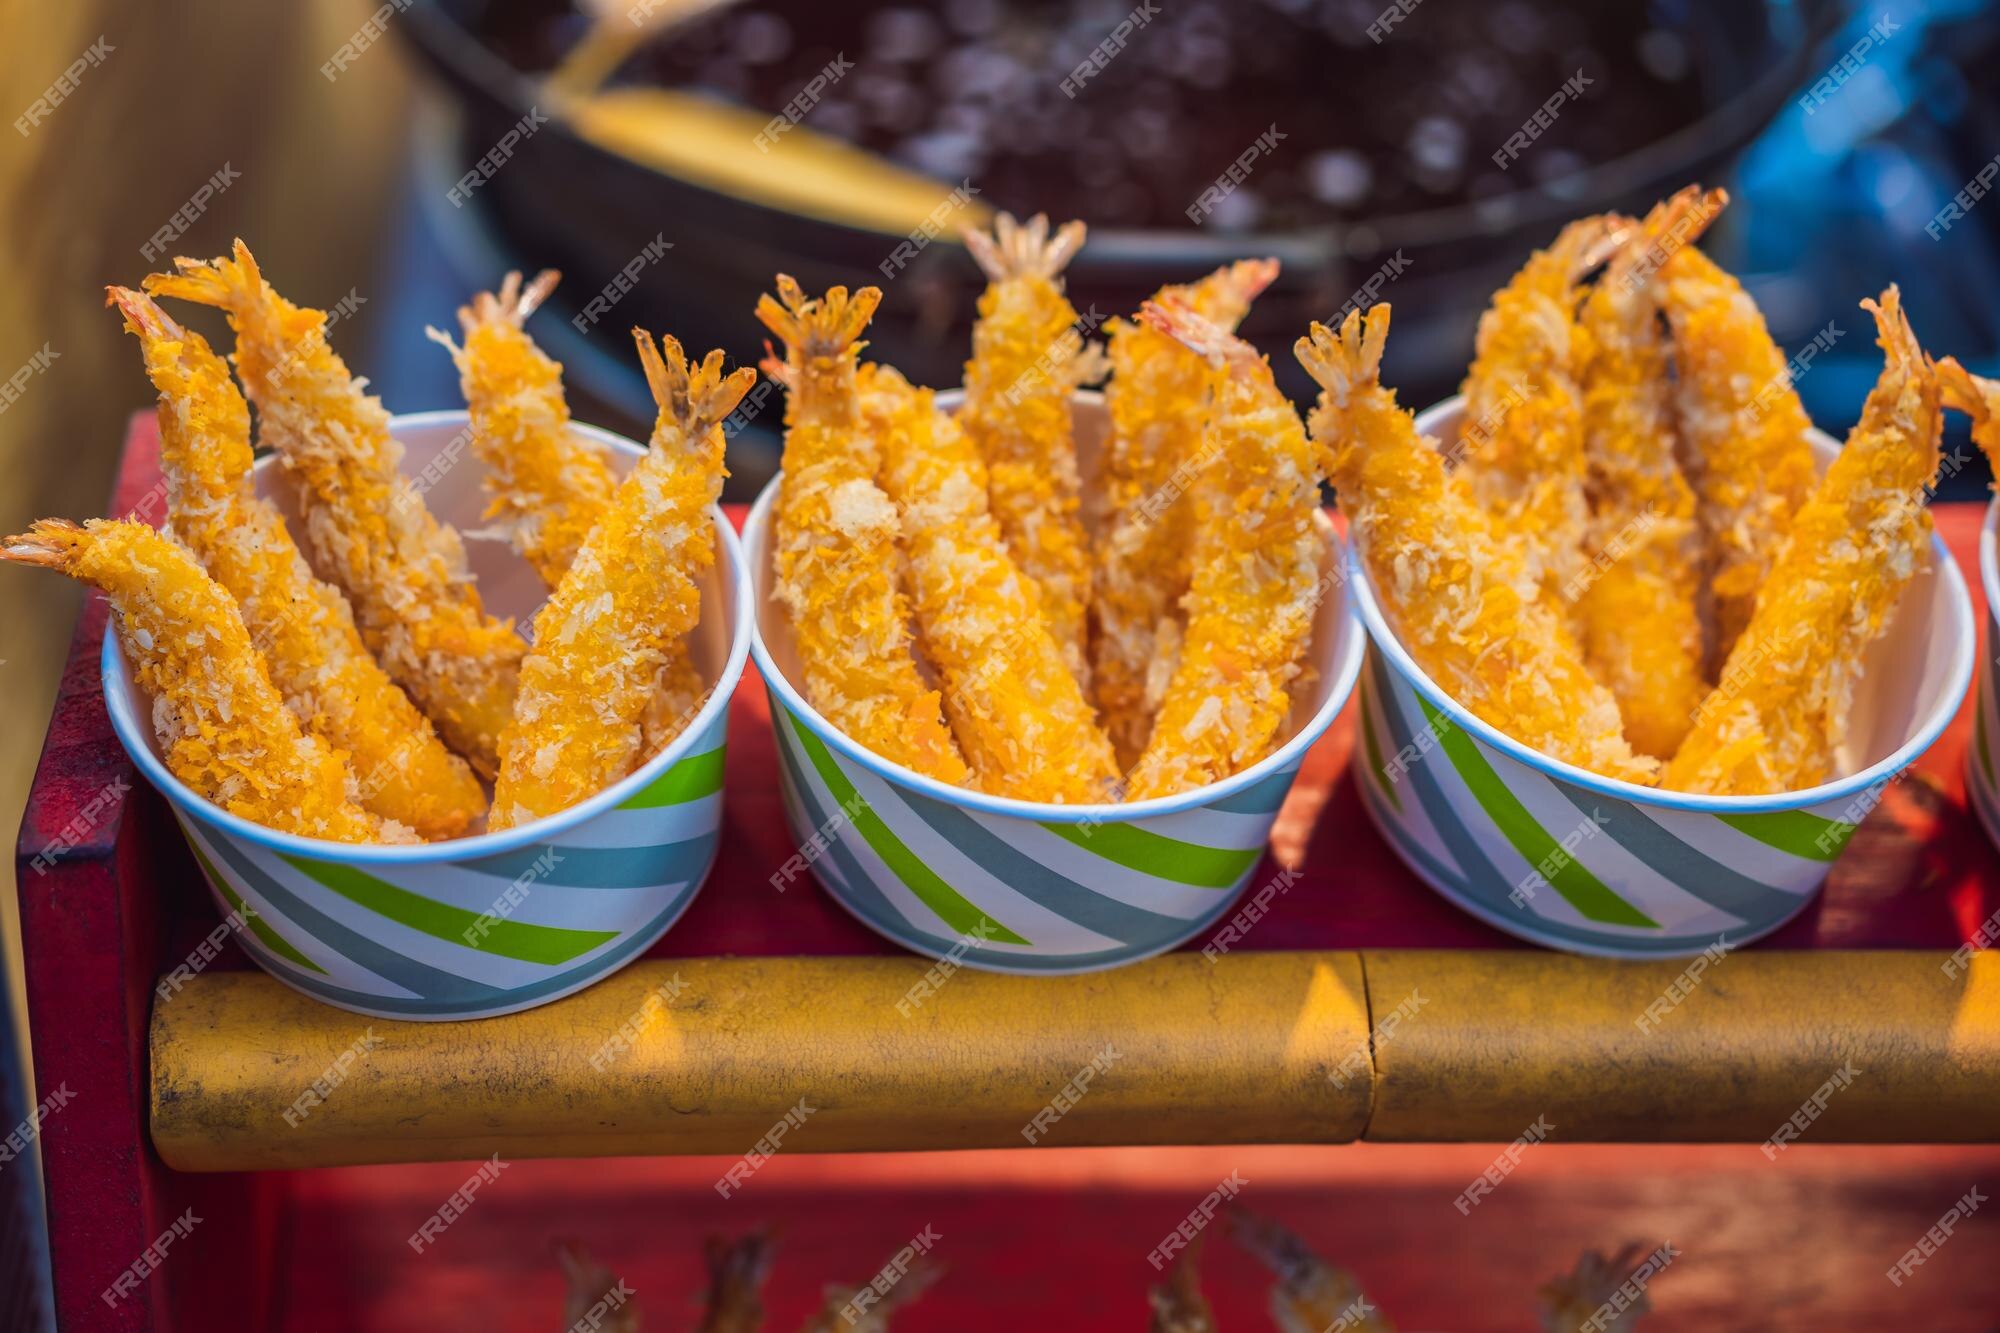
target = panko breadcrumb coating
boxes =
[3,519,395,843]
[758,276,970,785]
[1660,218,1817,666]
[1666,288,1941,795]
[432,270,706,755]
[146,241,525,777]
[1095,258,1279,766]
[1937,357,2000,476]
[490,332,749,828]
[1459,215,1626,596]
[1572,188,1718,760]
[109,288,484,840]
[960,213,1100,685]
[863,362,1118,802]
[1302,305,1659,785]
[1126,301,1326,800]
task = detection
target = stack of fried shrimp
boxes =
[760,216,1327,804]
[7,241,742,842]
[1327,186,1959,797]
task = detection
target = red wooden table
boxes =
[17,417,2000,1330]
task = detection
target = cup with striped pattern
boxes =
[1968,496,2000,849]
[743,390,1367,974]
[1352,399,1976,958]
[102,413,751,1020]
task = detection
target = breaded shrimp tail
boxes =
[1459,214,1627,596]
[491,331,748,829]
[1573,187,1719,760]
[146,240,526,777]
[3,518,394,843]
[1660,200,1818,665]
[1667,287,1941,795]
[1536,1244,1657,1333]
[1096,258,1280,765]
[1938,356,2000,477]
[959,212,1097,684]
[1127,299,1327,799]
[865,362,1118,802]
[759,275,971,785]
[1301,305,1658,785]
[109,287,484,839]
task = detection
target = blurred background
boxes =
[1,0,1998,1326]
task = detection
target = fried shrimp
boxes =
[1125,301,1326,800]
[1666,288,1941,796]
[1229,1210,1396,1333]
[432,269,706,755]
[798,1257,941,1333]
[1938,357,2000,475]
[1095,258,1279,765]
[146,241,525,776]
[109,288,484,840]
[757,276,970,784]
[1572,189,1718,760]
[959,212,1099,684]
[1660,212,1817,664]
[1302,306,1658,785]
[1536,1245,1657,1333]
[428,269,615,583]
[3,519,391,842]
[1459,215,1626,594]
[1147,1234,1218,1333]
[490,331,749,829]
[863,362,1118,802]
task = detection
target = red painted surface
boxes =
[271,1145,2000,1330]
[17,414,2000,1330]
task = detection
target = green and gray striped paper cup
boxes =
[1352,399,1977,958]
[1968,496,2000,850]
[743,391,1367,974]
[103,413,750,1020]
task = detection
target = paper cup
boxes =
[1353,397,1977,957]
[744,390,1366,974]
[103,412,751,1020]
[1968,495,2000,849]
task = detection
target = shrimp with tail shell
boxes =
[1299,305,1658,785]
[758,275,970,785]
[2,519,397,843]
[109,287,484,839]
[959,212,1101,685]
[491,331,749,828]
[145,240,525,777]
[430,270,707,757]
[1095,258,1279,766]
[1228,1208,1395,1333]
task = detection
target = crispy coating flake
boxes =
[863,362,1117,802]
[1229,1210,1395,1333]
[1937,356,2000,476]
[1660,222,1817,666]
[1303,306,1658,785]
[491,332,748,828]
[959,213,1099,685]
[758,276,970,784]
[1126,301,1326,800]
[1459,215,1626,595]
[3,519,395,842]
[1666,288,1941,795]
[1095,258,1279,766]
[146,241,525,777]
[110,288,485,840]
[1572,189,1718,760]
[433,270,706,755]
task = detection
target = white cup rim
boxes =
[1345,395,1979,814]
[100,410,754,864]
[741,391,1368,823]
